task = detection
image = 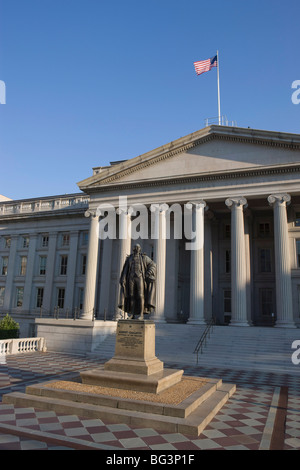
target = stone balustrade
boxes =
[0,337,46,355]
[0,195,89,216]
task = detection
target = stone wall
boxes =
[35,318,117,354]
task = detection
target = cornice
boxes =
[0,207,88,223]
[85,162,300,194]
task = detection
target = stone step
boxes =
[3,377,235,437]
[24,376,221,418]
[89,324,299,374]
[194,359,296,373]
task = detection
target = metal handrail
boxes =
[193,316,216,364]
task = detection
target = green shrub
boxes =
[0,314,20,339]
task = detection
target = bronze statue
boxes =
[118,244,156,319]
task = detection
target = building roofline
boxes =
[77,125,300,192]
[0,192,88,205]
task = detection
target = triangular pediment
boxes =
[78,126,300,192]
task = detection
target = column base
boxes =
[80,313,94,321]
[229,320,251,327]
[274,321,297,329]
[187,319,207,325]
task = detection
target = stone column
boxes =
[244,210,252,325]
[151,204,168,323]
[187,201,207,324]
[225,197,250,326]
[268,194,296,328]
[82,210,99,320]
[42,232,58,313]
[115,207,132,318]
[23,234,38,311]
[99,238,113,318]
[3,235,18,311]
[65,231,79,314]
[204,211,214,320]
[165,237,178,321]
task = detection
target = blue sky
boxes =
[0,0,299,200]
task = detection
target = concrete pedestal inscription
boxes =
[105,320,164,375]
[115,320,155,360]
[118,329,143,349]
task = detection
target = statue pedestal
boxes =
[80,320,183,394]
[105,320,163,375]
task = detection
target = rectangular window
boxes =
[20,256,27,276]
[296,240,300,268]
[224,290,231,313]
[1,257,8,276]
[258,222,271,237]
[5,237,11,248]
[260,288,273,316]
[57,288,65,309]
[259,248,271,273]
[16,287,24,307]
[295,213,300,227]
[81,231,89,245]
[39,256,47,275]
[60,255,68,275]
[0,287,5,306]
[36,287,44,308]
[225,250,231,274]
[61,233,70,246]
[81,254,86,275]
[42,234,49,247]
[22,236,30,248]
[79,287,84,310]
[224,224,231,239]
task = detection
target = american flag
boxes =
[193,55,218,76]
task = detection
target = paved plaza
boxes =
[0,351,299,451]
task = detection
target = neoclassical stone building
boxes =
[1,125,300,338]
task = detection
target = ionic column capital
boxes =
[150,203,169,214]
[116,207,132,216]
[225,197,247,210]
[267,193,291,207]
[186,200,207,211]
[84,209,98,218]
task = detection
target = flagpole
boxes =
[217,50,221,125]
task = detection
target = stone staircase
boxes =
[157,324,300,374]
[195,325,300,374]
[90,323,300,375]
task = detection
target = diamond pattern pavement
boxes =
[0,351,299,451]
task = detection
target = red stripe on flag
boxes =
[193,57,217,76]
